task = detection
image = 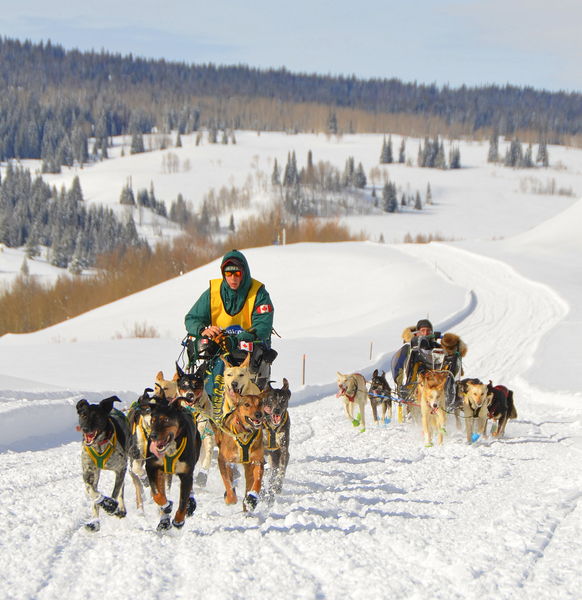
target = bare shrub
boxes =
[113,322,160,339]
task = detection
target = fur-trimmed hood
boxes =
[440,333,468,357]
[401,327,468,357]
[402,326,415,343]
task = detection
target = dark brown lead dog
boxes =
[146,397,201,530]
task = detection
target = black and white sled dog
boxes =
[262,378,291,504]
[368,369,393,425]
[76,396,143,532]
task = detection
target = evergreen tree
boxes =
[176,132,182,147]
[327,111,338,135]
[414,191,422,210]
[426,182,432,205]
[398,138,406,163]
[119,184,136,206]
[382,182,398,213]
[271,158,281,186]
[354,162,367,188]
[523,144,534,168]
[229,214,235,232]
[487,133,499,163]
[221,130,228,144]
[130,132,145,154]
[449,146,461,169]
[536,140,549,167]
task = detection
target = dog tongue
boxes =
[150,440,163,458]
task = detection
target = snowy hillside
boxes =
[1,133,582,599]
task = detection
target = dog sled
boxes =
[391,335,462,420]
[179,328,277,418]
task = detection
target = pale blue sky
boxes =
[2,0,581,92]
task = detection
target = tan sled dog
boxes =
[222,353,261,416]
[336,372,367,432]
[417,370,449,447]
[456,378,489,443]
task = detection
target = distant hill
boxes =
[1,36,582,168]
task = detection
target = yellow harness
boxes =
[162,435,188,474]
[230,423,262,464]
[263,411,288,451]
[84,427,117,469]
[209,278,263,330]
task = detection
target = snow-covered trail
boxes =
[2,243,581,600]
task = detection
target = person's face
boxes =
[224,270,243,290]
[418,327,432,337]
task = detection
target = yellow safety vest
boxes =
[209,278,263,331]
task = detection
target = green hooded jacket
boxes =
[184,249,274,344]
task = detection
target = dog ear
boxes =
[156,371,164,381]
[240,353,251,369]
[100,396,121,414]
[373,369,378,377]
[282,378,289,390]
[172,371,179,382]
[221,355,234,368]
[175,362,185,378]
[76,399,90,414]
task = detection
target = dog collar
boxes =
[84,429,117,469]
[264,411,288,450]
[163,435,188,474]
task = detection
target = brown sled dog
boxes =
[214,390,266,512]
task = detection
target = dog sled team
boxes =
[75,250,517,532]
[337,318,517,447]
[76,250,291,532]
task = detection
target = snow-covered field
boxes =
[1,132,581,599]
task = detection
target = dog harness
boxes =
[210,278,263,330]
[263,411,288,450]
[162,435,188,474]
[84,428,117,469]
[230,423,262,463]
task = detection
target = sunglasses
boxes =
[224,270,242,278]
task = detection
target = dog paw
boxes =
[351,419,360,427]
[424,442,433,448]
[471,433,480,443]
[195,471,208,487]
[243,491,259,512]
[359,427,366,433]
[384,417,391,425]
[161,500,174,515]
[157,515,172,531]
[187,496,197,517]
[114,508,127,518]
[96,495,118,514]
[85,520,100,532]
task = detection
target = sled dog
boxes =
[146,397,201,530]
[214,390,266,512]
[456,378,489,443]
[76,396,143,531]
[336,372,368,432]
[368,369,393,425]
[262,378,291,502]
[417,370,449,446]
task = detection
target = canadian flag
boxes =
[256,304,273,314]
[239,341,253,352]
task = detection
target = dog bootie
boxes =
[471,433,480,443]
[384,417,391,425]
[172,518,185,529]
[187,496,197,517]
[157,515,172,531]
[243,491,259,512]
[96,495,118,515]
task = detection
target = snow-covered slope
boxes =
[1,134,582,599]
